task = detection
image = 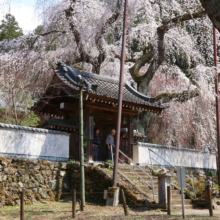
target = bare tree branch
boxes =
[200,0,220,32]
[130,10,207,94]
[159,10,206,32]
[155,88,200,103]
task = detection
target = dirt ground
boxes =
[0,198,220,220]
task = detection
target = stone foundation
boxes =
[0,157,113,206]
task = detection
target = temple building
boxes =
[32,62,166,162]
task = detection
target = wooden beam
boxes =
[85,102,139,115]
[87,94,164,113]
[60,102,79,111]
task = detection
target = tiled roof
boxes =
[0,123,70,136]
[56,62,166,110]
[42,118,77,128]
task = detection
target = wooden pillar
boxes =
[69,130,79,161]
[128,114,133,161]
[86,108,93,162]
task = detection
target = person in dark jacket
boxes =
[92,127,100,162]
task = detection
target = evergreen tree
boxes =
[33,25,43,35]
[0,13,23,41]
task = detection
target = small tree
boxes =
[34,25,43,35]
[0,13,23,41]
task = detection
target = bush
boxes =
[106,160,112,164]
[193,177,206,198]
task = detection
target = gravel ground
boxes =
[0,199,220,220]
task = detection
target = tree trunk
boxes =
[200,0,220,32]
[12,91,18,125]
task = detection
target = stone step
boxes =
[124,174,158,182]
[171,199,192,205]
[172,190,180,195]
[171,204,194,210]
[145,190,180,196]
[122,172,157,177]
[118,167,152,173]
[125,178,158,184]
[136,183,158,189]
[119,169,153,178]
[172,194,184,199]
[142,188,158,193]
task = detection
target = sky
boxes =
[0,0,42,34]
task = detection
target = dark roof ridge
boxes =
[125,81,155,102]
[71,67,125,86]
[59,63,154,101]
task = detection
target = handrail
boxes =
[118,149,155,200]
[148,148,196,199]
[148,148,176,169]
[118,158,152,188]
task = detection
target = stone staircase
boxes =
[118,165,194,210]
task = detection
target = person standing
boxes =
[92,127,100,162]
[106,129,116,160]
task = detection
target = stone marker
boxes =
[106,186,120,207]
[158,173,173,204]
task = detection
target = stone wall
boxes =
[0,123,70,162]
[0,157,114,206]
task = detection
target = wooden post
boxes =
[20,190,24,220]
[128,115,133,161]
[79,87,85,211]
[121,189,128,216]
[206,185,213,216]
[86,108,93,162]
[72,189,76,218]
[167,186,171,215]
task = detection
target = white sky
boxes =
[0,0,42,34]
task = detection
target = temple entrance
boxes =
[92,110,116,162]
[32,63,165,164]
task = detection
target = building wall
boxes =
[133,143,216,170]
[0,123,70,161]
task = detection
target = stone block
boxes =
[60,171,66,177]
[25,200,32,205]
[17,169,26,176]
[39,188,48,199]
[71,163,80,168]
[33,165,40,170]
[4,167,16,175]
[11,182,19,188]
[86,185,93,190]
[47,180,56,191]
[11,175,17,182]
[18,182,24,188]
[5,198,13,206]
[85,179,93,184]
[72,173,80,179]
[35,174,44,184]
[59,163,66,170]
[106,187,120,207]
[41,170,52,176]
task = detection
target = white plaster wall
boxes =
[133,143,216,170]
[0,127,70,160]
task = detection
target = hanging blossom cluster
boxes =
[147,64,216,149]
